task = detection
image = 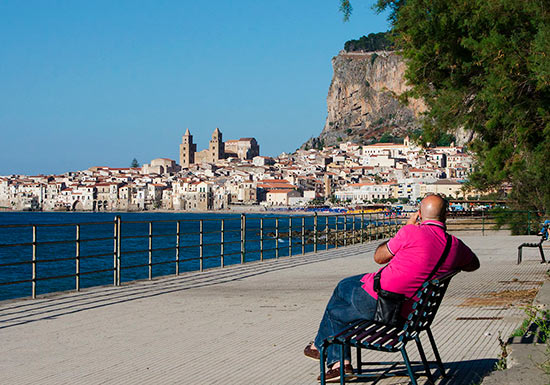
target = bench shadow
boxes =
[349,359,497,384]
[438,359,498,385]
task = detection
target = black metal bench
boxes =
[517,233,547,264]
[319,270,458,385]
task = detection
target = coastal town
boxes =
[0,128,477,212]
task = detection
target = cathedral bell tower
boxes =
[208,127,225,163]
[179,128,196,168]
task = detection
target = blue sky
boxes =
[0,1,389,175]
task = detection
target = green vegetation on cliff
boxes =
[344,32,394,52]
[341,0,550,213]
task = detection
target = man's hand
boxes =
[406,210,421,226]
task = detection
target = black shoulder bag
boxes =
[373,233,452,327]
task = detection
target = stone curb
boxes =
[482,278,550,385]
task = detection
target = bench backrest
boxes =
[401,270,458,341]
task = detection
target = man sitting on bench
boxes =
[538,220,550,241]
[304,194,480,382]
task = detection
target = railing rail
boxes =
[2,209,530,301]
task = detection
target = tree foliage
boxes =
[341,0,550,212]
[131,158,140,168]
[344,32,395,52]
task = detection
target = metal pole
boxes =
[352,214,356,245]
[301,216,305,255]
[175,221,180,275]
[361,212,364,244]
[113,217,117,286]
[221,219,225,267]
[148,221,153,280]
[260,218,264,261]
[344,215,347,246]
[376,213,379,240]
[275,217,279,258]
[116,216,121,286]
[76,224,80,291]
[335,215,339,248]
[200,219,204,271]
[482,210,485,236]
[32,225,37,298]
[314,213,318,253]
[241,214,246,264]
[369,213,372,241]
[288,217,292,257]
[325,215,329,250]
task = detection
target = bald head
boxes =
[420,195,448,223]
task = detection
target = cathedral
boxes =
[179,128,259,168]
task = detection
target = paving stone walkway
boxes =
[1,233,548,384]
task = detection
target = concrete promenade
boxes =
[1,233,549,384]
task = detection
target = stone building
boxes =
[224,138,259,160]
[178,128,259,168]
[142,158,180,175]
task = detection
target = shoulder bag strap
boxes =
[373,233,452,295]
[373,265,387,293]
[425,233,452,283]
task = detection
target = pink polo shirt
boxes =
[361,220,475,301]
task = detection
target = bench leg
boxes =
[415,335,435,384]
[539,244,546,263]
[426,328,446,377]
[400,347,418,385]
[340,344,346,385]
[356,345,362,374]
[320,344,328,385]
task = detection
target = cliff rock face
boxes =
[305,51,426,148]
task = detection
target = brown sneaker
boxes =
[317,364,356,383]
[304,341,320,361]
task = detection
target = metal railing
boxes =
[0,212,402,301]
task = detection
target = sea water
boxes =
[0,212,325,301]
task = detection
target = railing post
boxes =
[301,216,305,255]
[113,217,117,286]
[175,221,180,275]
[288,217,292,257]
[148,221,153,280]
[369,213,372,241]
[241,214,246,264]
[314,213,318,253]
[275,217,279,259]
[335,215,339,248]
[76,224,80,291]
[361,212,364,244]
[325,215,329,250]
[32,225,37,298]
[482,210,485,236]
[344,215,347,246]
[376,213,379,240]
[116,216,121,286]
[352,214,356,245]
[200,219,204,271]
[260,218,264,261]
[221,219,225,267]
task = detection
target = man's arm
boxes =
[460,253,480,272]
[374,240,394,264]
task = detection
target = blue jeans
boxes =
[314,274,377,367]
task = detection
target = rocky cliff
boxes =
[304,50,426,148]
